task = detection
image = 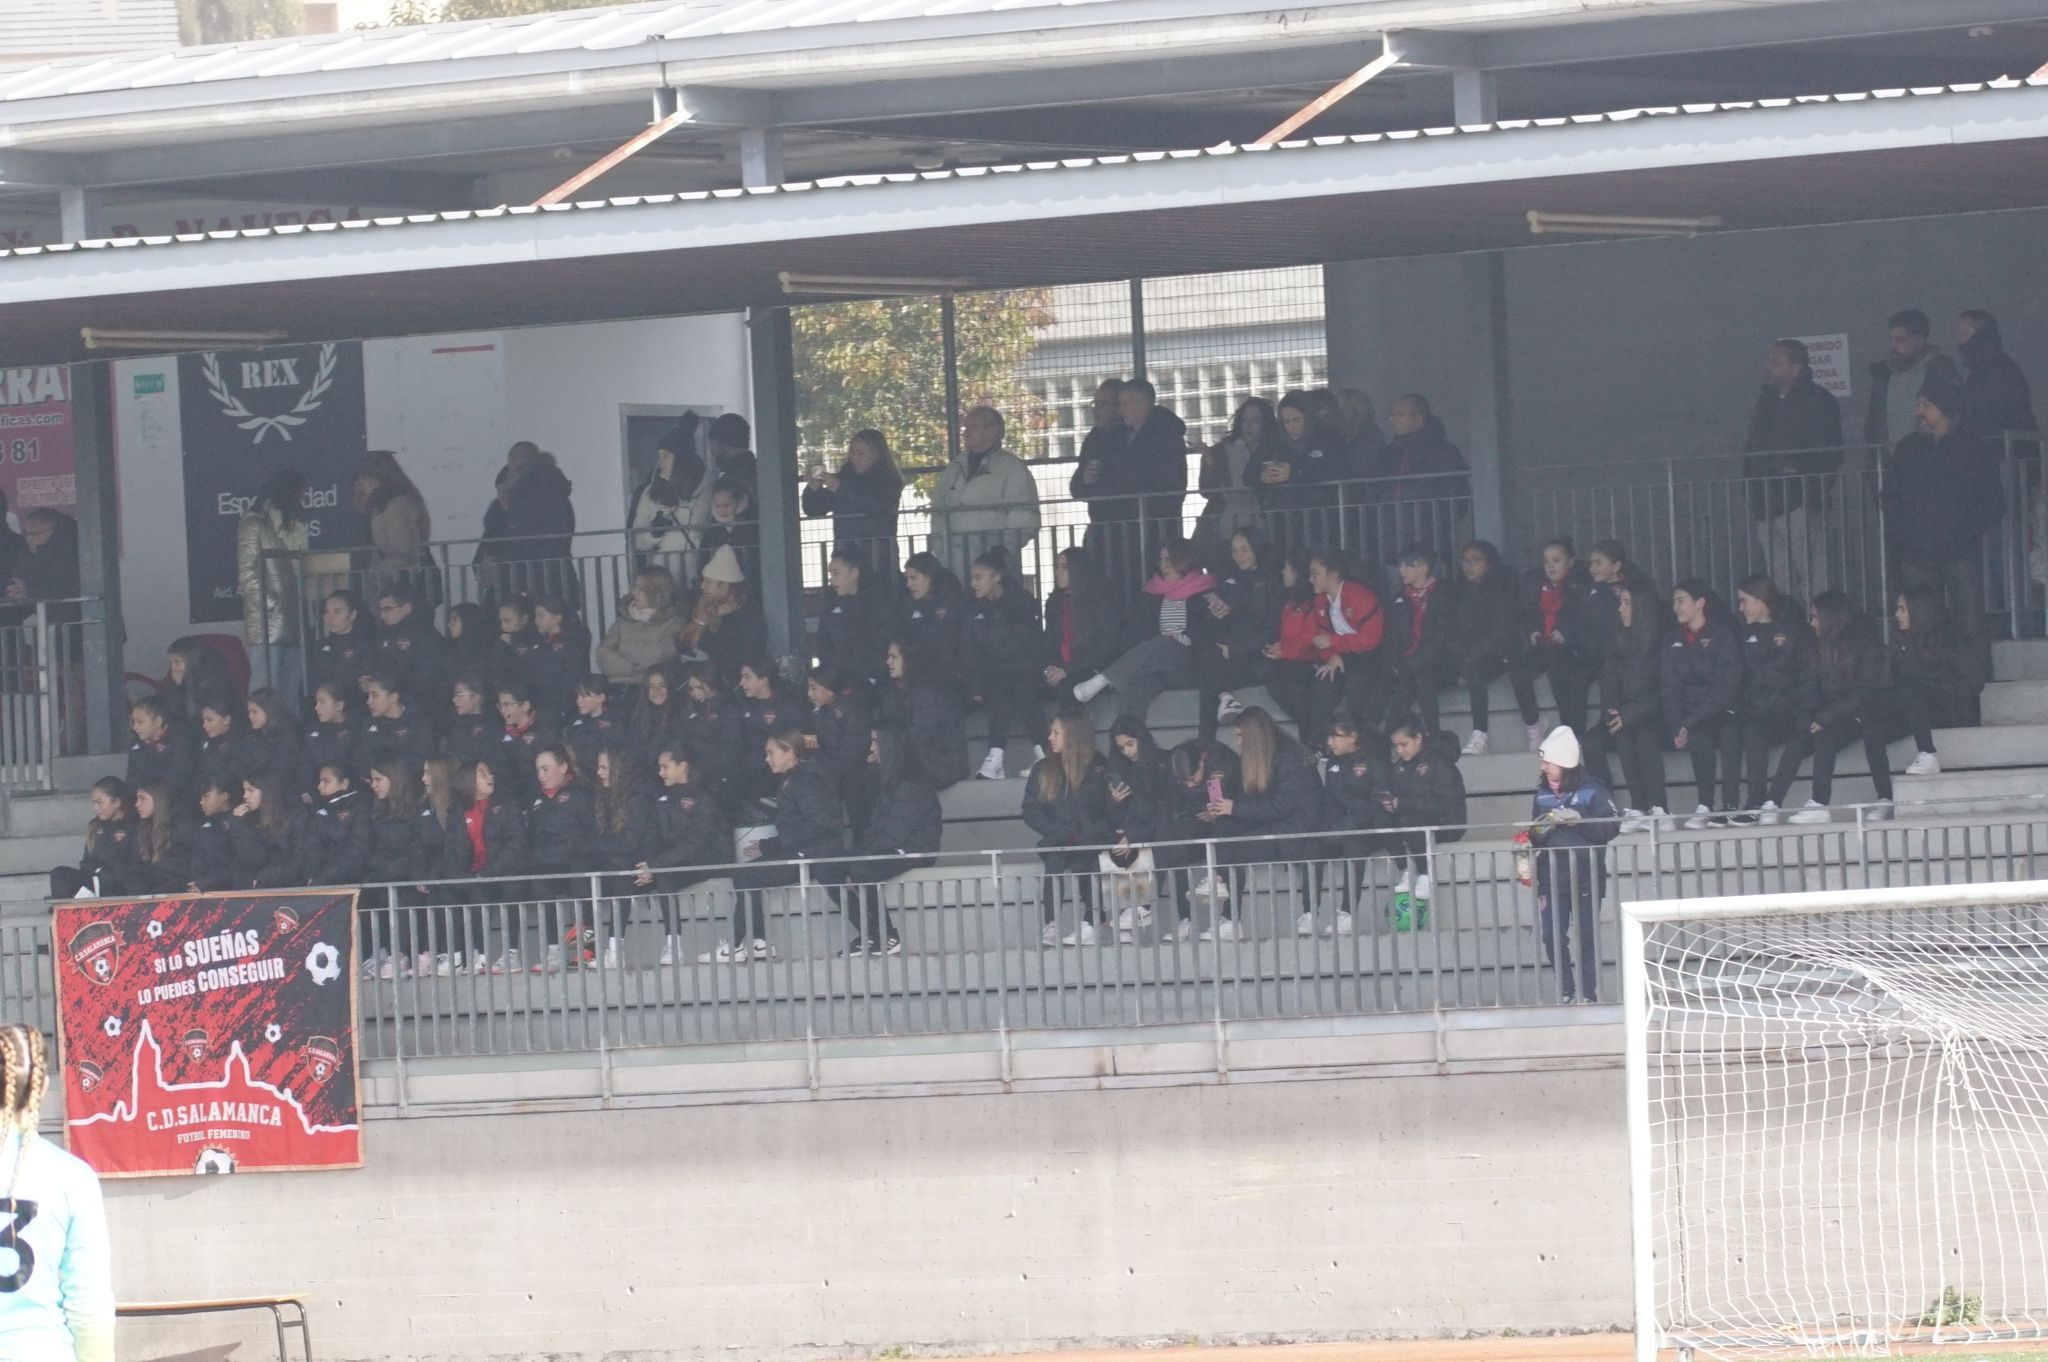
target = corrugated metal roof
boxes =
[2,76,2034,261]
[0,0,179,63]
[0,0,1194,103]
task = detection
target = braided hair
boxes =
[0,1025,48,1196]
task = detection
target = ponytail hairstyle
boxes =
[1037,707,1097,805]
[1307,548,1358,588]
[0,1024,50,1171]
[971,543,1014,595]
[1590,538,1633,584]
[1236,706,1281,795]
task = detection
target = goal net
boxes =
[1623,882,2048,1361]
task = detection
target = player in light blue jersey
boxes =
[0,1024,111,1362]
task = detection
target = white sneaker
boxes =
[1757,800,1782,826]
[1189,874,1224,901]
[414,952,434,978]
[375,952,395,981]
[1618,808,1648,834]
[1525,722,1545,752]
[1061,920,1098,947]
[1296,910,1317,937]
[698,940,739,964]
[1198,918,1241,943]
[1072,673,1110,703]
[469,951,489,977]
[751,938,773,961]
[1393,868,1414,895]
[601,938,621,970]
[1867,798,1896,822]
[1461,730,1489,756]
[1648,806,1670,830]
[1413,873,1432,902]
[977,748,1006,780]
[1115,904,1153,931]
[490,948,522,976]
[1041,921,1061,948]
[533,943,565,975]
[434,952,454,978]
[659,935,678,967]
[1171,919,1194,942]
[1683,804,1712,831]
[1787,799,1831,825]
[1904,751,1940,776]
[1216,693,1245,723]
[1327,909,1355,937]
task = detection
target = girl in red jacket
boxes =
[1263,549,1385,745]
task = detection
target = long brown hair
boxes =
[133,780,176,864]
[423,756,457,830]
[1236,707,1281,795]
[595,745,642,836]
[371,759,421,821]
[354,448,423,514]
[1037,708,1097,804]
[244,774,293,839]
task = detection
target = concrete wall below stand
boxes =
[106,1069,1630,1361]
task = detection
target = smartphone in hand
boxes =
[1207,775,1224,804]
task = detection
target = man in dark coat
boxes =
[1743,337,1843,602]
[1956,309,2039,449]
[1884,381,2001,672]
[1079,378,1187,591]
[504,447,577,599]
[1865,308,1961,449]
[1383,393,1471,557]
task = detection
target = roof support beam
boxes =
[670,85,777,128]
[0,149,87,188]
[1451,68,1498,126]
[740,127,783,188]
[122,167,482,212]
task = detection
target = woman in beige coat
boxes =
[353,449,434,601]
[596,565,685,686]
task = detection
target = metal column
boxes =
[746,307,806,663]
[68,361,125,753]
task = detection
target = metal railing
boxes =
[0,599,96,791]
[5,809,2044,1063]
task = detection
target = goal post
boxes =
[1623,881,2048,1361]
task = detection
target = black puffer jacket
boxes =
[876,678,968,791]
[194,731,251,801]
[1737,616,1817,719]
[1518,567,1599,668]
[966,587,1043,675]
[562,713,626,781]
[229,813,304,890]
[1105,748,1170,843]
[1211,565,1280,663]
[1808,616,1890,730]
[1884,428,2005,568]
[677,698,745,798]
[135,816,233,896]
[377,614,449,717]
[304,788,373,887]
[801,462,903,551]
[807,688,874,789]
[506,461,576,561]
[309,626,379,702]
[527,779,596,875]
[439,800,529,880]
[366,807,421,887]
[444,714,498,771]
[296,721,358,802]
[1042,587,1124,679]
[1020,754,1112,871]
[1889,626,1986,707]
[1450,568,1518,675]
[242,725,300,791]
[857,739,942,866]
[1320,746,1392,857]
[765,760,847,862]
[1232,739,1324,862]
[816,586,895,685]
[589,791,658,870]
[1386,732,1466,839]
[359,712,438,780]
[1386,582,1452,681]
[650,785,729,870]
[899,579,968,683]
[128,725,201,807]
[1660,617,1744,732]
[495,714,560,806]
[1600,628,1666,732]
[526,627,592,718]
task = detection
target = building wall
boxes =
[108,314,749,675]
[106,1069,1632,1361]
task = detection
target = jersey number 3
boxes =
[0,1200,38,1291]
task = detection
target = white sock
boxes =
[1073,673,1110,703]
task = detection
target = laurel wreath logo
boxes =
[201,342,337,445]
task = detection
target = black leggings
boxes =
[1809,717,1895,804]
[1039,863,1099,925]
[1383,660,1450,733]
[1680,714,1740,811]
[841,881,900,945]
[1268,657,1380,747]
[1586,719,1667,812]
[1461,654,1511,732]
[975,665,1043,751]
[1511,647,1592,733]
[1194,642,1260,743]
[1895,679,1972,754]
[1536,847,1602,1003]
[1738,711,1803,809]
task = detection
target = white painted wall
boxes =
[108,315,750,678]
[105,1070,1631,1361]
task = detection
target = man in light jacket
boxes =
[931,406,1040,579]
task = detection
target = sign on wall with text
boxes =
[178,342,367,623]
[54,889,362,1178]
[0,366,77,517]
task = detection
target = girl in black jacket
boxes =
[441,759,530,975]
[1022,708,1112,947]
[677,663,747,816]
[493,595,542,699]
[1211,706,1325,940]
[839,728,941,957]
[806,664,876,839]
[563,674,626,781]
[443,674,500,771]
[899,552,968,691]
[188,778,240,893]
[296,682,358,806]
[1890,586,1986,776]
[194,696,251,809]
[735,658,797,810]
[965,545,1045,781]
[636,744,731,967]
[494,681,559,809]
[1731,575,1818,822]
[1041,547,1124,709]
[1384,546,1455,733]
[417,756,472,976]
[1195,528,1282,742]
[52,778,142,900]
[1315,717,1391,938]
[242,689,301,791]
[443,602,499,697]
[878,639,969,791]
[527,595,593,719]
[305,763,373,892]
[129,782,209,898]
[1381,719,1467,906]
[1781,592,1896,824]
[587,745,657,967]
[816,547,894,686]
[365,759,426,978]
[1508,538,1597,752]
[629,662,688,778]
[801,429,905,581]
[1104,715,1169,846]
[229,774,307,891]
[1663,580,1744,827]
[722,729,848,965]
[1447,540,1519,755]
[529,744,598,971]
[1589,579,1669,828]
[126,696,200,811]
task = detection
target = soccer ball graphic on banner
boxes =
[193,1147,237,1176]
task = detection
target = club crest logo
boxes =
[199,342,338,445]
[67,922,118,985]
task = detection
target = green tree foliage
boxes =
[792,291,1054,486]
[179,0,303,45]
[382,0,592,24]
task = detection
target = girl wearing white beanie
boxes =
[1531,724,1621,1004]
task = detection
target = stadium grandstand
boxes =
[6,0,2048,1358]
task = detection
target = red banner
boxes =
[53,890,361,1178]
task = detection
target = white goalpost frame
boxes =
[1621,879,2048,1362]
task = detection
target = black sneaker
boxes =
[1726,811,1760,826]
[1707,813,1734,827]
[883,938,902,957]
[839,937,868,958]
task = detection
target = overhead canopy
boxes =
[3,78,2046,366]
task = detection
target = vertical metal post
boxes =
[1128,279,1147,380]
[1621,907,1659,1362]
[746,306,807,662]
[1664,460,1681,591]
[31,603,53,790]
[68,361,123,754]
[940,291,962,468]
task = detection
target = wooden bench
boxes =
[118,1294,311,1362]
